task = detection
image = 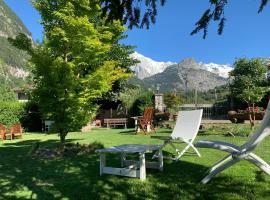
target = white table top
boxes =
[96,144,163,154]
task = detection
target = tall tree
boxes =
[229,58,269,129]
[10,1,135,145]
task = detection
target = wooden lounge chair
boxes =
[10,123,23,139]
[138,107,155,133]
[0,124,6,140]
[195,100,270,184]
[152,109,203,161]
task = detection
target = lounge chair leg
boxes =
[121,153,126,167]
[139,153,146,180]
[152,141,167,159]
[246,153,270,175]
[201,156,239,184]
[172,143,201,161]
[190,144,201,157]
[208,154,233,173]
[100,154,106,176]
[175,144,191,161]
[158,149,163,171]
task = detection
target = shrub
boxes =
[21,102,43,132]
[0,101,25,127]
[131,91,154,116]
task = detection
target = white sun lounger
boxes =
[152,109,203,161]
[195,101,270,184]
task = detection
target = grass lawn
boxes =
[0,125,270,200]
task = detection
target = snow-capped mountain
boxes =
[198,62,232,78]
[131,52,176,79]
[131,52,233,79]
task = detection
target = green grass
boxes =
[0,125,270,200]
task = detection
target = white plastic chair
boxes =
[195,101,270,184]
[152,109,203,161]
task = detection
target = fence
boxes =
[179,104,228,119]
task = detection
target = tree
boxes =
[118,86,142,114]
[101,0,269,38]
[0,84,16,102]
[229,58,269,129]
[164,93,182,113]
[10,1,135,145]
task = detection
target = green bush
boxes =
[128,91,154,116]
[0,101,25,127]
[21,102,43,132]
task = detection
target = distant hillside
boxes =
[0,0,31,87]
[130,58,228,92]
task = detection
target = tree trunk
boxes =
[247,103,255,132]
[252,103,256,130]
[59,129,67,148]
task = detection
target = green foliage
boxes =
[101,0,269,38]
[10,0,135,144]
[8,33,33,55]
[230,58,268,106]
[118,86,142,111]
[20,101,43,132]
[229,58,269,129]
[119,86,154,127]
[164,93,182,112]
[0,101,25,127]
[0,83,16,102]
[129,90,154,116]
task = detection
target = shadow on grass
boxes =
[0,139,267,199]
[119,130,136,135]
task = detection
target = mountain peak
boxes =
[130,52,176,79]
[131,52,233,79]
[180,58,197,66]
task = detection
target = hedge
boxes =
[0,101,25,127]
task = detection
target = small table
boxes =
[96,144,163,180]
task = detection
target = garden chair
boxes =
[0,124,6,140]
[10,123,23,139]
[138,107,155,133]
[195,101,270,184]
[152,109,203,161]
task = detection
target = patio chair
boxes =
[10,123,23,139]
[0,124,6,140]
[195,101,270,184]
[138,107,155,133]
[152,109,203,161]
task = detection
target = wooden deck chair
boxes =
[152,109,203,161]
[195,100,270,184]
[10,123,23,139]
[0,124,6,140]
[138,107,155,133]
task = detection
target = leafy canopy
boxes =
[164,93,182,112]
[100,0,269,38]
[11,0,134,143]
[229,58,269,106]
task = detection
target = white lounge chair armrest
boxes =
[194,141,240,153]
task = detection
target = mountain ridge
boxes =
[131,52,233,80]
[129,55,230,92]
[0,0,31,87]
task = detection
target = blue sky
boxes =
[4,0,270,64]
